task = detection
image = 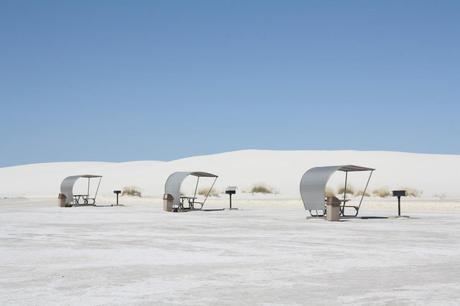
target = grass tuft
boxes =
[197,187,220,197]
[122,186,142,197]
[337,185,355,195]
[325,187,336,197]
[372,187,391,198]
[250,184,274,194]
[355,190,370,197]
[402,187,423,197]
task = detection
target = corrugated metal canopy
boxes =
[337,165,375,172]
[189,172,218,178]
[300,165,374,212]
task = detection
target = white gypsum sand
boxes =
[1,197,460,305]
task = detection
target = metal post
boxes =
[343,171,348,213]
[116,193,119,206]
[94,177,102,199]
[192,177,200,207]
[357,170,373,211]
[398,196,401,216]
[229,193,232,209]
[203,177,217,206]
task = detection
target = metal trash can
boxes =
[163,193,174,212]
[326,196,341,221]
[58,193,68,207]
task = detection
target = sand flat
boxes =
[1,198,460,305]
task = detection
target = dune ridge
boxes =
[1,150,459,198]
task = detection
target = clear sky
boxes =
[1,0,459,166]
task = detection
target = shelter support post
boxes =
[357,170,373,211]
[87,178,90,197]
[192,177,200,207]
[202,177,218,206]
[94,177,102,199]
[342,171,348,213]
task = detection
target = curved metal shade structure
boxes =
[300,165,374,213]
[164,171,218,209]
[60,174,102,205]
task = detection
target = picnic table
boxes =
[324,197,358,217]
[73,194,88,205]
[73,194,96,205]
[179,196,198,210]
[339,199,359,217]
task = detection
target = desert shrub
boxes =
[337,185,355,195]
[197,187,219,197]
[355,190,370,197]
[372,187,391,198]
[434,193,447,200]
[402,187,423,197]
[325,187,336,197]
[250,184,274,194]
[122,186,142,197]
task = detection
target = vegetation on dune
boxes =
[434,193,447,200]
[337,185,355,195]
[325,187,336,197]
[122,186,142,197]
[355,190,371,197]
[197,187,220,197]
[250,184,274,194]
[402,187,423,197]
[372,187,391,198]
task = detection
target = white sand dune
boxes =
[1,150,460,199]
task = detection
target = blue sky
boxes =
[1,0,459,166]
